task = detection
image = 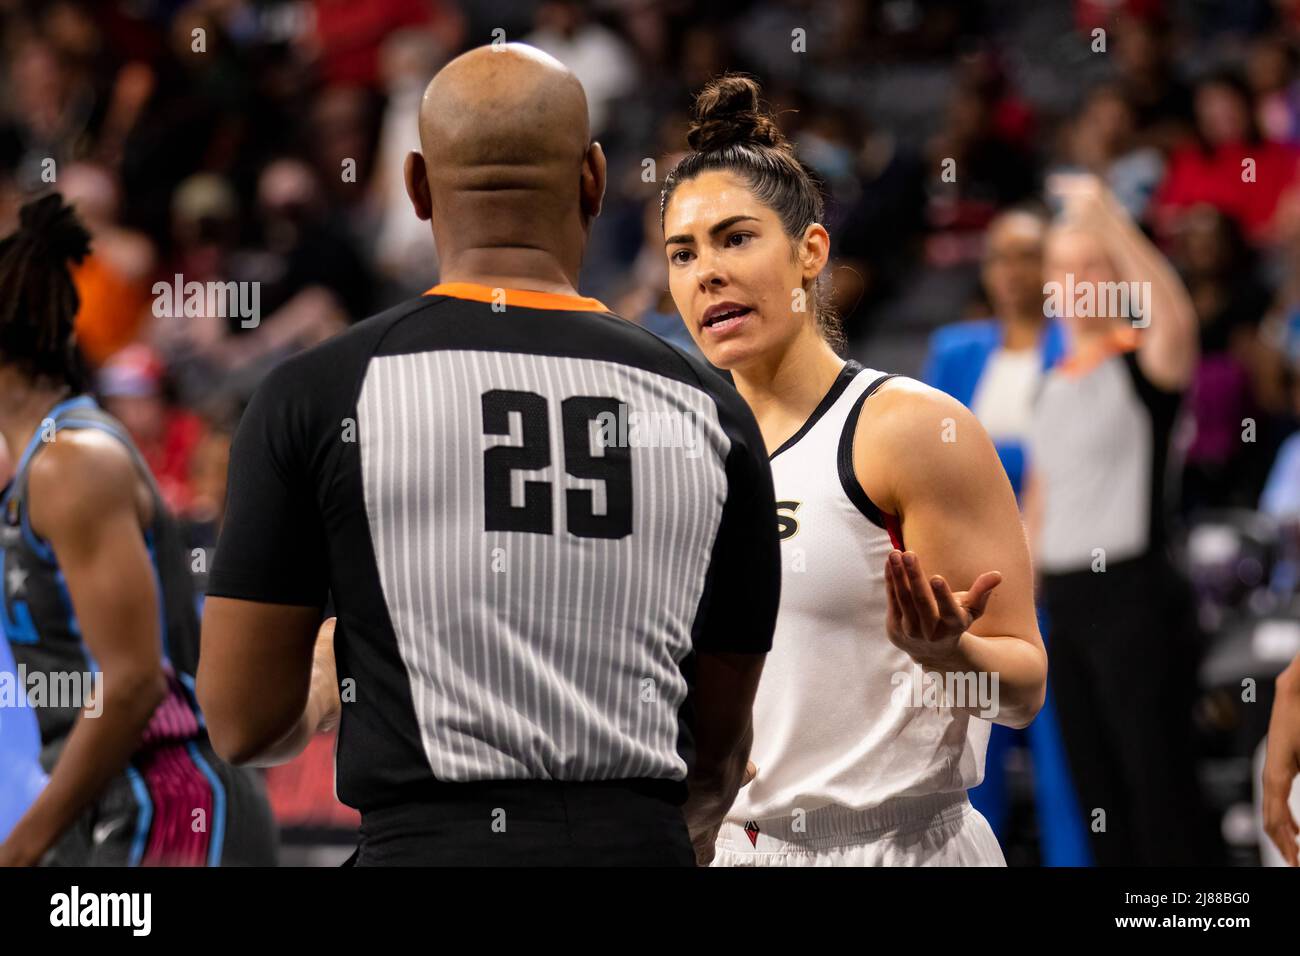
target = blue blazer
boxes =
[920,318,1067,496]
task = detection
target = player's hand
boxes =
[1047,172,1109,224]
[1262,658,1300,866]
[691,824,721,866]
[884,550,1001,669]
[686,763,756,866]
[310,617,342,735]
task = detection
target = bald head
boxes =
[419,44,590,167]
[404,43,605,287]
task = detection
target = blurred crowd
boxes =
[1,0,1297,533]
[3,0,1300,862]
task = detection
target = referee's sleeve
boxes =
[693,378,781,655]
[207,364,330,607]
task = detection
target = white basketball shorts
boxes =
[711,791,1006,867]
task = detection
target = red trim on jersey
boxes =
[883,511,904,551]
[1057,328,1139,378]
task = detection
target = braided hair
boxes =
[0,193,93,391]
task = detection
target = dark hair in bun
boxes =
[685,76,788,153]
[662,75,843,351]
[0,193,93,390]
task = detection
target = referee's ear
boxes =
[404,150,433,221]
[580,141,606,223]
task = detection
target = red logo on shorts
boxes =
[743,820,760,847]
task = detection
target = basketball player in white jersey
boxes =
[661,76,1047,865]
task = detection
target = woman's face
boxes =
[1084,91,1133,151]
[1179,205,1231,274]
[1043,225,1118,340]
[982,213,1046,318]
[663,170,825,370]
[1196,83,1251,146]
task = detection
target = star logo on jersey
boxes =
[93,820,120,845]
[743,820,760,847]
[7,565,27,597]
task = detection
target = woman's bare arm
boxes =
[857,380,1046,729]
[0,432,165,865]
[1052,173,1199,391]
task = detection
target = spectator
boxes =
[0,37,96,193]
[1261,361,1300,520]
[305,0,463,90]
[924,208,1066,495]
[1246,35,1300,144]
[922,208,1087,866]
[1152,71,1300,246]
[923,55,1038,268]
[1108,9,1195,153]
[1174,205,1276,510]
[1259,360,1300,596]
[1052,84,1163,221]
[371,29,446,296]
[97,344,207,518]
[524,1,637,137]
[1025,174,1221,865]
[62,162,156,367]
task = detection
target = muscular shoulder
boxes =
[853,377,1004,515]
[855,377,981,460]
[27,430,144,542]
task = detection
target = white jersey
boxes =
[727,361,992,824]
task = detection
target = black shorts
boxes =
[354,779,693,866]
[41,735,278,867]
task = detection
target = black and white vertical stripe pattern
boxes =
[358,350,729,782]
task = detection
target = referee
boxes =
[196,44,779,866]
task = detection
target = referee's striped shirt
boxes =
[208,283,780,810]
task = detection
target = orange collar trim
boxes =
[425,282,610,313]
[1058,327,1139,377]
